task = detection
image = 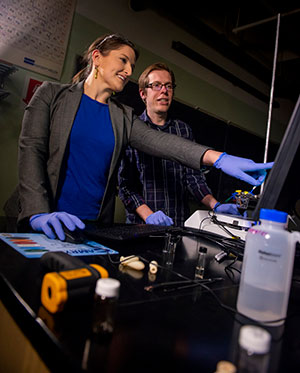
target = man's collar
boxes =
[140,110,173,128]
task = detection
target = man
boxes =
[118,63,253,226]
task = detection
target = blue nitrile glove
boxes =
[145,211,174,226]
[30,212,85,241]
[214,202,247,217]
[213,153,274,186]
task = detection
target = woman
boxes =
[5,34,272,240]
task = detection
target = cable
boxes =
[199,216,211,230]
[97,243,299,333]
[139,251,296,328]
[144,277,223,292]
[224,257,241,283]
[88,232,298,329]
[180,226,245,259]
[210,215,241,239]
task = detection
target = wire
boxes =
[97,249,300,338]
[224,257,241,283]
[181,226,245,259]
[144,278,223,292]
[139,251,296,328]
[224,191,238,203]
[210,215,241,239]
[181,276,293,327]
[199,216,211,230]
[90,231,298,329]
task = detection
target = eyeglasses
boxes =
[145,82,176,91]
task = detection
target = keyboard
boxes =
[84,223,180,241]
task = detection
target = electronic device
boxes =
[84,223,178,242]
[184,210,254,240]
[40,252,109,313]
[41,251,88,271]
[61,225,86,244]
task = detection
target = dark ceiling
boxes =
[130,0,300,106]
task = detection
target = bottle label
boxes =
[248,227,268,237]
[247,228,282,262]
[243,229,291,289]
[257,249,281,263]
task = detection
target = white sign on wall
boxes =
[0,0,76,79]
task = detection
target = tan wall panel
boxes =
[0,301,50,373]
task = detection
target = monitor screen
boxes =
[251,95,300,222]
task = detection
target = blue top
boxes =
[118,110,212,226]
[56,94,115,219]
[260,208,288,223]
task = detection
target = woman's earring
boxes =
[94,66,98,79]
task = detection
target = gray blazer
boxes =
[4,81,210,227]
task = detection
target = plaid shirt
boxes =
[118,111,212,226]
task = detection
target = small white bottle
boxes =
[82,278,120,371]
[237,325,271,373]
[92,278,120,336]
[237,209,300,325]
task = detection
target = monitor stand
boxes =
[184,210,257,240]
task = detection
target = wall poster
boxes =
[0,0,76,79]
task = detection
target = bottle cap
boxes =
[95,278,120,298]
[238,325,271,354]
[199,246,207,254]
[259,208,287,223]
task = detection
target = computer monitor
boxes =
[251,95,300,222]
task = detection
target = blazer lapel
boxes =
[59,81,84,149]
[52,82,84,196]
[108,98,125,177]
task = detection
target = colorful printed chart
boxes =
[0,233,118,258]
